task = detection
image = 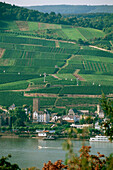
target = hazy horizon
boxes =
[0,0,113,6]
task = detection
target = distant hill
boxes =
[25,5,113,14]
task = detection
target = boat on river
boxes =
[38,145,42,149]
[89,135,110,142]
[43,135,55,140]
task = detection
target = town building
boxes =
[9,103,16,110]
[62,109,79,123]
[32,98,50,123]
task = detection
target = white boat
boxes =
[89,135,110,142]
[38,146,42,149]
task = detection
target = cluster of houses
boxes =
[0,97,104,132]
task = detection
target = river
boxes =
[0,138,113,169]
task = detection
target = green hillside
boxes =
[0,21,112,112]
[0,3,113,113]
[0,20,105,41]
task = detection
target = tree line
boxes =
[0,2,113,35]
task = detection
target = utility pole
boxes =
[43,73,46,82]
[76,78,79,86]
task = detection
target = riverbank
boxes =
[0,133,19,138]
[0,133,88,141]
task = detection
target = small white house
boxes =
[9,104,16,110]
[38,132,47,137]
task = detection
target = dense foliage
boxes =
[0,154,20,170]
[9,107,28,127]
[0,2,62,23]
[100,93,113,141]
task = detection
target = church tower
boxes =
[33,98,40,112]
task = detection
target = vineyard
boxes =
[26,87,62,94]
[0,74,41,84]
[62,28,85,40]
[0,20,106,41]
[0,80,29,91]
[0,36,56,47]
[59,85,113,95]
[0,20,113,111]
[83,61,108,72]
[56,97,99,107]
[37,22,62,30]
[0,91,56,108]
[59,42,77,49]
[77,27,105,40]
[16,21,29,31]
[0,38,79,74]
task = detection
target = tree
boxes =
[0,154,20,170]
[9,107,28,127]
[43,160,68,169]
[79,117,86,124]
[85,116,93,124]
[100,93,113,141]
[77,38,84,45]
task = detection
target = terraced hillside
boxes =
[0,20,113,113]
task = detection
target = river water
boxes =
[0,138,113,169]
